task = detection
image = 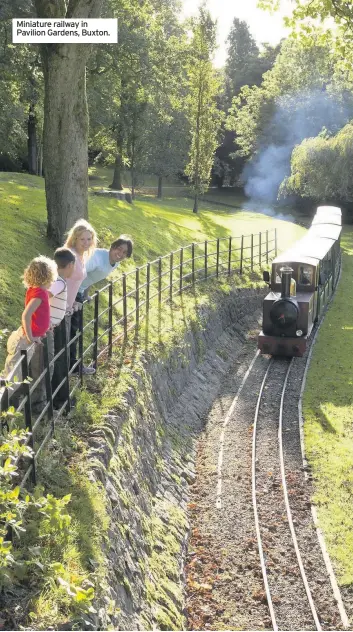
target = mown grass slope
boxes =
[304,227,353,586]
[0,171,305,365]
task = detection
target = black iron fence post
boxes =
[135,267,140,328]
[146,263,150,316]
[108,281,113,358]
[77,309,83,387]
[63,318,72,413]
[0,379,9,414]
[266,230,269,264]
[228,236,232,275]
[275,228,278,257]
[93,291,99,369]
[21,349,36,485]
[169,253,173,301]
[179,248,183,294]
[259,232,262,266]
[216,238,220,277]
[43,336,54,427]
[123,273,128,341]
[205,240,208,279]
[158,257,162,305]
[192,243,195,285]
[240,235,244,274]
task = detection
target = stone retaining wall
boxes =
[85,286,266,630]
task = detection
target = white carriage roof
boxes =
[309,224,342,240]
[316,205,342,215]
[273,206,342,266]
[313,206,342,226]
[312,215,342,227]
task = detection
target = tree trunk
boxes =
[193,192,199,213]
[37,140,43,177]
[109,132,124,190]
[110,153,123,190]
[157,175,162,199]
[41,44,90,243]
[35,0,104,243]
[131,136,135,200]
[131,168,135,200]
[27,104,37,175]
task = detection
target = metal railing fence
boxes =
[0,229,277,487]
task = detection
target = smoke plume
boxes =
[243,89,353,205]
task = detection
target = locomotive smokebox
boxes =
[280,266,294,298]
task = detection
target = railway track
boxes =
[212,345,348,630]
[187,252,347,629]
[187,339,348,630]
[252,356,322,630]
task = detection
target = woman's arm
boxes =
[22,298,41,343]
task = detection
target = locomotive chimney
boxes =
[280,266,293,298]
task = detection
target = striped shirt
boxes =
[49,276,67,326]
[66,248,86,310]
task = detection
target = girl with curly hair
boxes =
[4,256,57,381]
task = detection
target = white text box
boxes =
[12,18,118,43]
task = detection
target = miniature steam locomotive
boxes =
[258,206,341,357]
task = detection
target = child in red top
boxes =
[4,256,57,382]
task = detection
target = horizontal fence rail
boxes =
[0,229,277,487]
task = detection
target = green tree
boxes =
[215,27,280,189]
[225,36,353,201]
[88,0,187,196]
[224,18,259,108]
[280,124,353,205]
[0,2,44,173]
[141,98,189,198]
[185,5,222,213]
[227,38,335,160]
[259,0,353,71]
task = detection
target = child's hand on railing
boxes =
[73,301,83,312]
[26,336,42,344]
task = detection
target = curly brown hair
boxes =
[23,256,57,289]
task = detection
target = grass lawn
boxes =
[303,226,353,586]
[0,171,305,366]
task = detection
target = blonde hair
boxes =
[65,219,97,257]
[23,256,57,289]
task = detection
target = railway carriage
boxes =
[258,206,342,357]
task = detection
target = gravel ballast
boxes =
[186,333,348,631]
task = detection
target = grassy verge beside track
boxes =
[304,227,353,586]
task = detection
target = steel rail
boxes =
[251,358,278,631]
[278,359,322,631]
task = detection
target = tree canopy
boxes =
[280,123,353,203]
[226,34,353,202]
[258,0,353,71]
